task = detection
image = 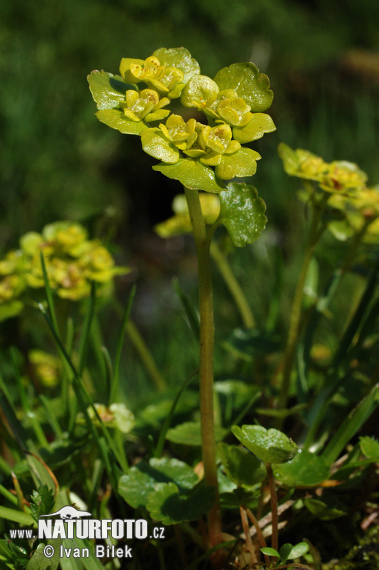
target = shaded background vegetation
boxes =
[1,0,379,402]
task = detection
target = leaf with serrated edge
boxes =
[360,436,379,460]
[153,47,200,84]
[232,425,298,464]
[88,71,130,110]
[218,182,267,247]
[118,457,198,509]
[214,63,273,112]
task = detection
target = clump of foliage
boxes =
[0,47,378,570]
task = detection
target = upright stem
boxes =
[276,193,328,417]
[184,187,222,550]
[210,241,255,329]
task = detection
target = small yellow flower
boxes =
[121,89,170,123]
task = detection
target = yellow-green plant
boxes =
[0,220,129,321]
[277,143,378,416]
[88,47,276,554]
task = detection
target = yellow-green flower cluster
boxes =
[278,143,379,243]
[328,186,379,242]
[88,48,276,191]
[0,221,129,321]
[278,143,368,196]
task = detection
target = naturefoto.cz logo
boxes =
[37,506,153,540]
[10,505,165,561]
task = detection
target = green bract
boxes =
[88,47,275,191]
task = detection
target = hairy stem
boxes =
[184,187,222,550]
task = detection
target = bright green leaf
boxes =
[146,482,215,525]
[153,159,226,193]
[166,421,227,446]
[232,425,298,464]
[360,436,379,460]
[273,450,330,487]
[260,547,280,558]
[218,182,267,247]
[287,542,310,560]
[216,148,260,180]
[214,63,273,112]
[233,113,276,144]
[96,109,147,135]
[152,47,200,84]
[141,129,180,163]
[87,71,130,110]
[279,543,294,564]
[217,442,266,487]
[118,457,198,509]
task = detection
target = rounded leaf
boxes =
[217,442,266,487]
[233,113,276,144]
[214,63,273,112]
[141,129,180,163]
[232,425,298,464]
[218,182,267,247]
[118,457,198,509]
[273,450,330,487]
[152,47,200,84]
[88,70,130,110]
[153,159,226,192]
[216,148,260,180]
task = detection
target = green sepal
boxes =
[141,129,180,163]
[152,47,200,84]
[146,481,215,525]
[96,109,147,135]
[118,457,198,509]
[166,421,227,446]
[232,425,298,464]
[181,75,219,108]
[218,182,267,247]
[233,113,276,144]
[214,63,273,112]
[216,148,260,180]
[88,70,131,110]
[273,450,330,487]
[217,442,266,487]
[153,159,226,192]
